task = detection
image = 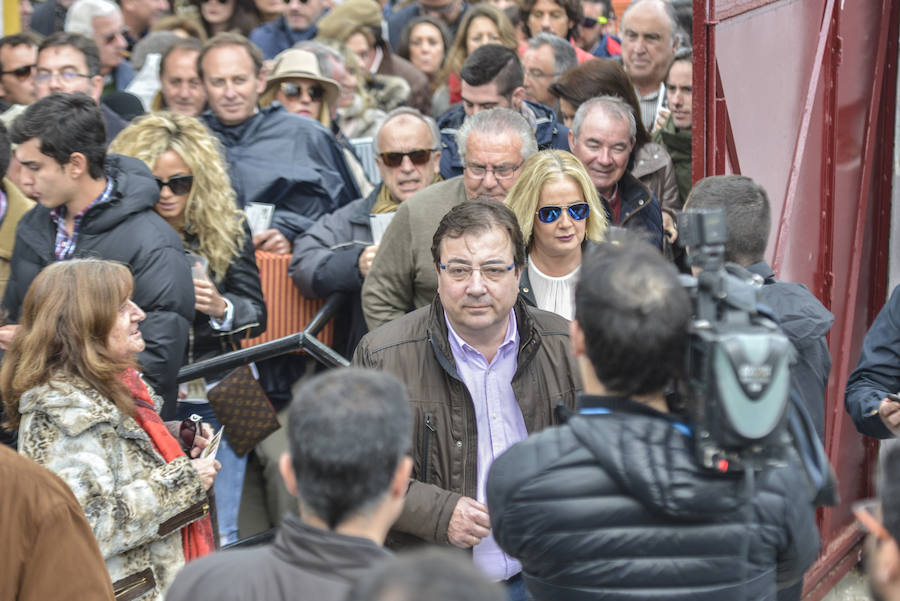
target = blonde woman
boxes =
[505,150,608,320]
[109,111,266,546]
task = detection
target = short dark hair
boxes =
[346,549,507,601]
[0,32,40,72]
[39,32,101,77]
[459,44,523,97]
[197,32,264,80]
[575,239,690,397]
[0,122,10,178]
[287,368,412,529]
[685,175,771,265]
[159,37,203,78]
[431,199,526,268]
[520,0,582,39]
[9,93,107,179]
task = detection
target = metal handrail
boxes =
[176,292,349,383]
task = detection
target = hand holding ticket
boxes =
[201,427,224,460]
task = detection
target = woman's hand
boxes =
[191,456,221,491]
[189,423,215,458]
[193,267,227,319]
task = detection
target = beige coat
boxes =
[0,178,34,301]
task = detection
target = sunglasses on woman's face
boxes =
[280,81,325,101]
[379,148,435,167]
[1,64,34,81]
[202,0,229,4]
[155,174,194,196]
[536,202,590,223]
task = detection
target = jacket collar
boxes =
[272,514,391,575]
[744,260,776,283]
[349,185,384,225]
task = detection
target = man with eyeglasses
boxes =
[522,33,575,113]
[0,93,194,419]
[386,0,467,52]
[436,44,569,180]
[569,95,663,248]
[199,33,360,255]
[362,107,537,330]
[33,32,130,145]
[291,107,442,357]
[354,200,579,601]
[250,0,328,59]
[64,0,136,97]
[0,33,39,114]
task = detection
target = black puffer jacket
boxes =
[2,155,194,418]
[487,395,820,601]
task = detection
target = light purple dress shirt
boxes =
[445,309,526,582]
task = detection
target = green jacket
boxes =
[652,115,693,206]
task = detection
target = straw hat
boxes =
[263,49,341,109]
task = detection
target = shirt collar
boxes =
[444,307,518,359]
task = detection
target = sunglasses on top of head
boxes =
[155,174,194,196]
[536,202,590,223]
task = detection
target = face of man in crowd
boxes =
[437,225,521,345]
[461,80,523,117]
[418,0,463,27]
[0,43,37,105]
[91,12,127,74]
[576,0,605,51]
[15,137,76,210]
[463,129,525,203]
[620,0,676,92]
[283,0,324,31]
[122,0,169,31]
[527,0,571,39]
[522,43,557,108]
[201,44,265,127]
[160,48,206,117]
[569,105,633,199]
[666,59,692,129]
[375,114,440,203]
[35,45,103,102]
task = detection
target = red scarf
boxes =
[122,368,215,562]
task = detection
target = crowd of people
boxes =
[1,0,898,600]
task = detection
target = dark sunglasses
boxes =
[103,27,130,44]
[379,148,435,167]
[155,174,194,196]
[202,0,229,4]
[536,202,590,223]
[280,81,325,101]
[179,414,203,453]
[283,0,310,4]
[581,15,608,29]
[1,64,34,81]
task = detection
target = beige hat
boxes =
[316,0,382,43]
[262,49,341,110]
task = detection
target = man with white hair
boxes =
[64,0,134,94]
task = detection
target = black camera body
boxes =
[677,208,793,473]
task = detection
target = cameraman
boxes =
[486,239,820,601]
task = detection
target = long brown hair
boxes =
[1,260,138,428]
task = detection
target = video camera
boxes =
[676,208,793,473]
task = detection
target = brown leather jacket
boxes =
[352,296,581,547]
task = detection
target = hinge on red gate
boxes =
[824,271,835,307]
[833,35,843,66]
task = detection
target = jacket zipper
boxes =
[157,500,210,536]
[422,412,435,483]
[113,568,155,601]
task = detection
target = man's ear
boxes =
[568,128,575,149]
[65,152,90,179]
[89,75,104,103]
[570,319,586,358]
[278,452,298,496]
[256,65,267,96]
[510,86,526,112]
[390,456,413,499]
[432,150,442,176]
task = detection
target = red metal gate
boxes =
[693,0,900,597]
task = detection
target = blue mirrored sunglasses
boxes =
[536,202,590,223]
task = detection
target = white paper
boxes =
[369,213,395,245]
[201,426,224,460]
[245,203,275,236]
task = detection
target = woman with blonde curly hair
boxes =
[109,111,266,546]
[434,4,517,114]
[505,150,608,320]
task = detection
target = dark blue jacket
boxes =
[846,285,900,438]
[202,104,360,241]
[603,171,663,249]
[436,100,570,180]
[249,16,317,59]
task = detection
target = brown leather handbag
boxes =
[205,365,280,456]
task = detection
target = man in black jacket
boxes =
[167,368,412,601]
[486,239,820,601]
[1,93,193,418]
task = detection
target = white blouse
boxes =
[527,258,580,321]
